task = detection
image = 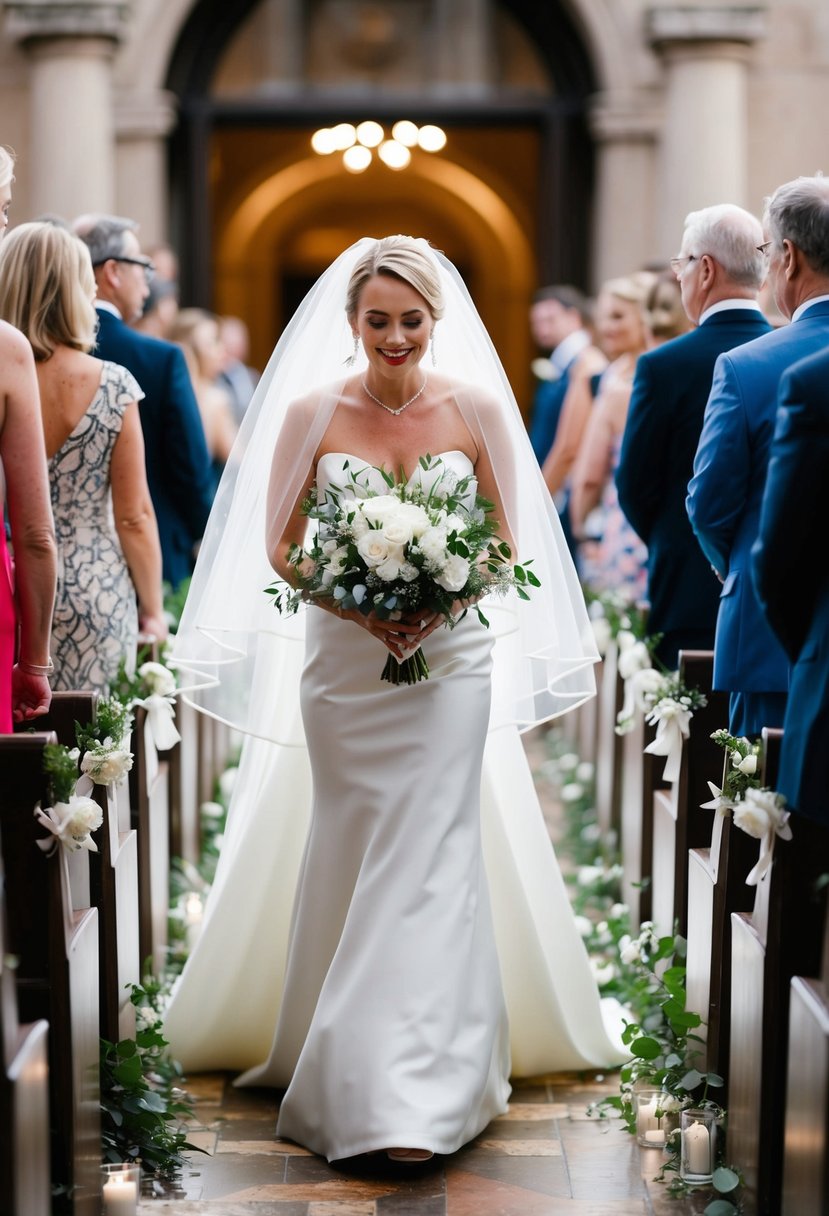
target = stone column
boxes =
[5,1,129,220]
[648,5,767,255]
[589,92,662,287]
[114,89,178,244]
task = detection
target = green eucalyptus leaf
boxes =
[631,1036,662,1060]
[712,1166,741,1193]
[703,1201,738,1216]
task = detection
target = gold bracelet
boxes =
[18,657,55,676]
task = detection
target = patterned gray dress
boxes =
[49,361,144,693]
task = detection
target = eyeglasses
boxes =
[669,254,697,277]
[756,240,773,257]
[93,255,155,282]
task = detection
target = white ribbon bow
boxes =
[33,774,101,854]
[644,697,692,784]
[136,693,181,786]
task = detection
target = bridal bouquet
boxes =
[266,454,539,685]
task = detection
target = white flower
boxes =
[348,511,370,540]
[577,864,604,887]
[64,796,103,838]
[591,616,612,656]
[733,797,772,839]
[735,786,791,841]
[619,935,642,965]
[558,752,580,773]
[580,822,601,843]
[616,629,636,652]
[356,532,392,568]
[417,526,450,567]
[435,554,470,593]
[576,761,595,782]
[80,745,133,786]
[35,795,104,854]
[375,554,403,582]
[200,800,224,821]
[610,902,629,920]
[324,545,350,575]
[590,959,617,986]
[443,512,466,535]
[560,781,584,802]
[617,641,653,680]
[218,766,238,799]
[398,562,419,583]
[574,915,593,938]
[360,494,399,523]
[138,660,176,697]
[732,751,758,775]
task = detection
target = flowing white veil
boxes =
[169,236,598,739]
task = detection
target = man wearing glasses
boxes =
[75,214,213,591]
[616,204,770,670]
[687,174,829,738]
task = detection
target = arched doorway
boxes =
[165,0,597,401]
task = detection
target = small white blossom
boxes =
[576,761,595,782]
[560,781,584,802]
[138,661,177,697]
[731,751,758,775]
[574,915,593,938]
[435,554,470,593]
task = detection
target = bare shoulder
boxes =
[573,345,607,378]
[0,319,34,366]
[437,371,502,417]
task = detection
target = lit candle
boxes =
[637,1096,658,1133]
[102,1172,138,1216]
[683,1119,711,1176]
[184,892,204,952]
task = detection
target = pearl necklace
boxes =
[362,377,427,416]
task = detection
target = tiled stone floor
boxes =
[137,1071,728,1214]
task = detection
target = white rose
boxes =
[382,518,416,546]
[435,554,470,593]
[375,554,403,582]
[591,617,612,656]
[391,502,432,539]
[560,781,584,802]
[558,752,580,772]
[63,796,104,839]
[574,915,593,938]
[138,661,176,697]
[80,746,133,786]
[417,526,449,567]
[356,532,392,568]
[733,797,772,839]
[617,641,652,680]
[732,751,758,775]
[360,495,399,523]
[576,761,595,782]
[321,538,340,556]
[443,513,466,535]
[348,511,370,540]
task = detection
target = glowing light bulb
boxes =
[391,120,419,148]
[356,120,384,148]
[330,122,357,151]
[378,140,411,170]
[311,128,336,155]
[343,145,372,173]
[417,124,447,153]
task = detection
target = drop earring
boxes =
[346,334,359,367]
[430,329,437,366]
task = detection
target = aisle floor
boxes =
[137,1071,725,1215]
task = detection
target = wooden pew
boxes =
[128,704,170,973]
[729,728,829,1214]
[649,651,729,937]
[38,692,141,1043]
[0,732,100,1215]
[620,712,666,928]
[685,752,758,1091]
[0,826,51,1216]
[594,643,623,841]
[783,907,829,1216]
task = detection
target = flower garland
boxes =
[702,730,791,885]
[33,742,103,854]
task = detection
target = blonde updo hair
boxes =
[345,235,445,323]
[0,221,97,359]
[0,145,14,190]
[601,271,656,310]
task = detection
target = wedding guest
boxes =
[643,268,692,347]
[169,308,238,496]
[616,205,771,668]
[687,174,829,737]
[0,144,57,727]
[752,347,829,825]
[569,272,653,599]
[218,315,259,426]
[527,286,604,465]
[133,276,179,340]
[74,214,213,589]
[0,221,167,692]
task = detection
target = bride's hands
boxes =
[315,598,443,658]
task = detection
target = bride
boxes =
[164,236,626,1164]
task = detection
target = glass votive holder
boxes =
[635,1089,668,1148]
[101,1162,141,1216]
[679,1107,717,1183]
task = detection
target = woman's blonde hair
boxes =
[0,221,97,358]
[345,235,445,322]
[169,307,219,378]
[0,145,14,190]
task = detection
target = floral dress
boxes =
[49,361,144,693]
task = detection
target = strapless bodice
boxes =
[316,451,475,498]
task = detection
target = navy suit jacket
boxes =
[752,347,829,824]
[529,367,569,464]
[616,309,771,657]
[94,307,214,589]
[687,298,829,694]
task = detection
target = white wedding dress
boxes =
[164,452,626,1161]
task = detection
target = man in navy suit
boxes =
[752,348,829,825]
[687,174,829,737]
[527,286,599,465]
[75,215,213,590]
[616,204,771,669]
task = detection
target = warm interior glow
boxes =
[378,140,411,170]
[330,122,357,151]
[310,128,336,155]
[343,144,372,173]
